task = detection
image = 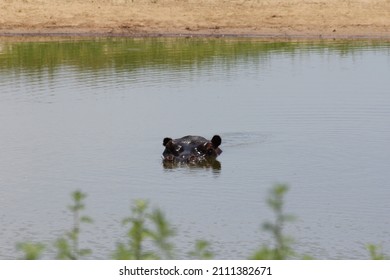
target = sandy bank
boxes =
[1,0,390,38]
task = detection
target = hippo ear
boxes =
[163,137,172,146]
[211,135,222,148]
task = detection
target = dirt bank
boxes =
[1,0,390,38]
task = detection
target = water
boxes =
[0,38,389,259]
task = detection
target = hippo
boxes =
[162,135,222,165]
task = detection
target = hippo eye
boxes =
[207,148,214,155]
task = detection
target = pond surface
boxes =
[0,38,389,259]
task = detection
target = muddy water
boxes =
[0,38,389,259]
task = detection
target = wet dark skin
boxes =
[162,135,222,164]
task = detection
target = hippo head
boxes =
[162,135,222,165]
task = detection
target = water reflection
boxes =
[1,37,389,75]
[162,158,222,172]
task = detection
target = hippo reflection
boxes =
[162,135,222,167]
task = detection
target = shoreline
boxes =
[2,30,390,40]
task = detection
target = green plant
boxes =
[251,184,295,260]
[367,244,387,260]
[15,185,388,260]
[148,208,176,259]
[188,240,214,260]
[55,191,93,260]
[113,200,176,259]
[16,242,45,260]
